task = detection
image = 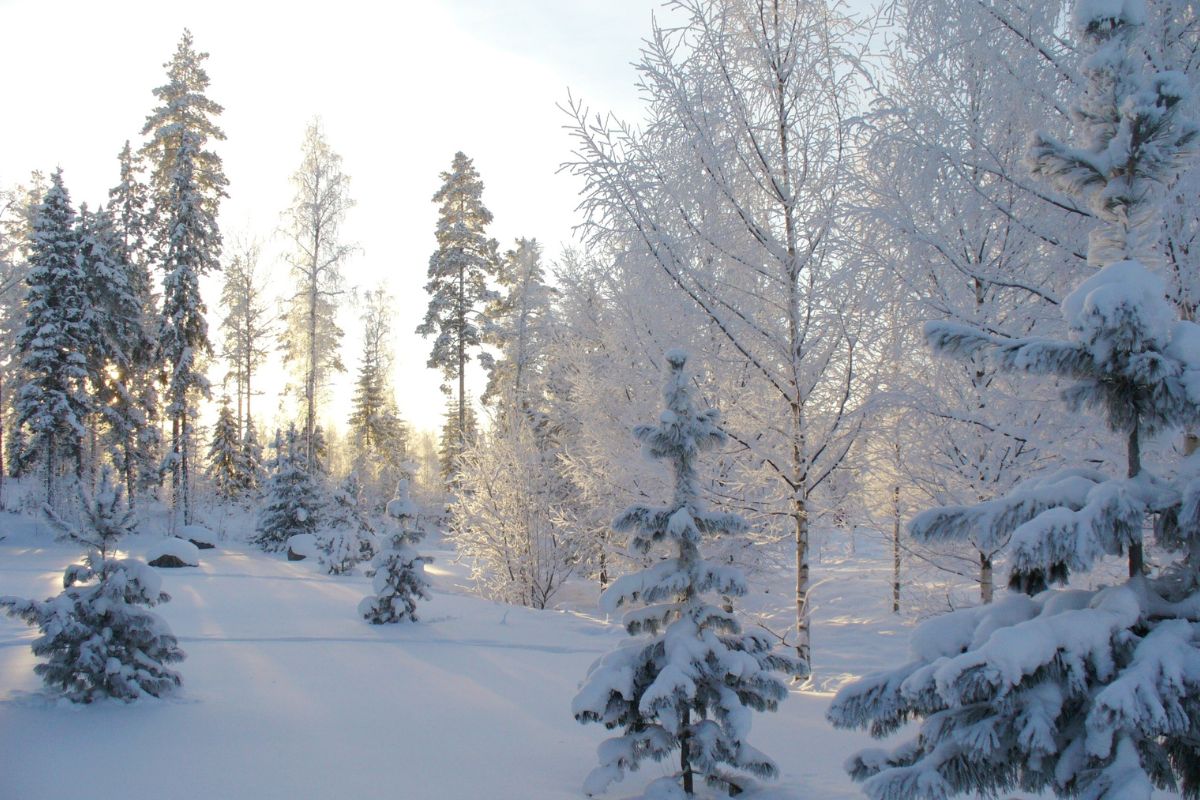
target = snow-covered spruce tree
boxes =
[573,351,800,798]
[238,417,264,497]
[359,478,430,624]
[205,396,243,500]
[320,473,377,575]
[14,169,91,506]
[828,3,1200,798]
[0,469,184,702]
[251,425,321,553]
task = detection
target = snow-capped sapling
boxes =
[573,350,801,797]
[0,470,185,702]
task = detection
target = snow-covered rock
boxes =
[287,533,320,561]
[181,524,216,550]
[147,537,201,568]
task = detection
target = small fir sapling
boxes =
[359,479,430,624]
[0,469,185,702]
[251,425,321,553]
[828,3,1200,798]
[572,350,801,798]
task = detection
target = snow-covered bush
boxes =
[450,410,583,608]
[359,479,430,624]
[573,351,800,797]
[0,470,184,702]
[829,5,1200,798]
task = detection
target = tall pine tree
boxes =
[417,152,498,465]
[142,30,225,527]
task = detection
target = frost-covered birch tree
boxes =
[565,0,880,667]
[830,3,1200,797]
[857,0,1091,602]
[219,236,274,441]
[281,119,353,467]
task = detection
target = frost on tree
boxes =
[359,478,430,624]
[829,4,1200,798]
[251,425,321,553]
[0,470,184,702]
[573,351,800,798]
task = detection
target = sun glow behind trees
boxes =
[0,0,660,437]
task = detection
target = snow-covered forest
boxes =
[2,0,1200,798]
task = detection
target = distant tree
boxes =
[0,469,184,702]
[252,425,321,553]
[281,119,353,467]
[219,236,274,439]
[417,151,498,462]
[14,170,91,506]
[107,142,162,502]
[481,237,555,413]
[239,417,264,496]
[206,396,242,500]
[360,478,430,624]
[573,351,800,797]
[348,285,408,503]
[439,393,478,484]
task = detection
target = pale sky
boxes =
[0,0,659,436]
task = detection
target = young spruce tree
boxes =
[252,425,321,553]
[829,3,1200,798]
[0,469,184,702]
[573,350,800,798]
[359,478,430,624]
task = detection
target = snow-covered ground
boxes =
[0,510,1178,799]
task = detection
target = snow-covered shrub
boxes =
[573,351,801,797]
[449,410,583,608]
[0,470,184,702]
[359,479,430,624]
[829,5,1200,798]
